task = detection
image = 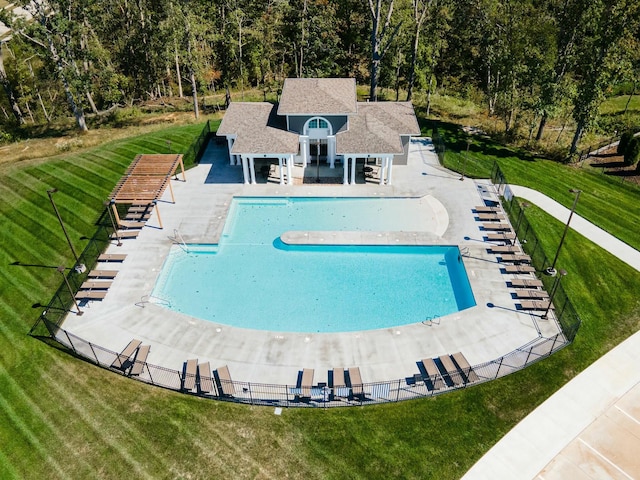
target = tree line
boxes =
[1,0,639,155]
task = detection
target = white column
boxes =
[328,135,336,168]
[343,157,349,185]
[386,156,394,185]
[227,137,236,165]
[350,156,357,185]
[249,157,256,184]
[278,157,285,185]
[287,155,293,185]
[379,157,387,185]
[241,156,250,184]
[300,136,309,168]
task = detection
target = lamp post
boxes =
[47,189,86,273]
[545,188,581,276]
[514,202,530,234]
[104,200,122,246]
[460,137,472,181]
[542,268,567,319]
[58,266,83,316]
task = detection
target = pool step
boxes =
[280,230,442,246]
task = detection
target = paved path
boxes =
[462,185,640,480]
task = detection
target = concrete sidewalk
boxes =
[462,186,640,480]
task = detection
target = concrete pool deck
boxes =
[62,138,562,386]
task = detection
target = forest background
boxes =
[1,0,639,160]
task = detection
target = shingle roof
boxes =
[336,102,420,155]
[277,78,358,115]
[217,102,300,155]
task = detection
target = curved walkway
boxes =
[463,185,640,480]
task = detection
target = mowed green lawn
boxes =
[1,121,640,479]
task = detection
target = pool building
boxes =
[217,78,421,185]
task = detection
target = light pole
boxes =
[460,137,472,181]
[58,266,83,316]
[104,200,122,246]
[542,268,567,319]
[47,188,86,273]
[545,188,581,276]
[514,202,530,234]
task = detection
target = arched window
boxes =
[308,118,328,129]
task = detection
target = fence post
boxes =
[147,365,155,385]
[524,346,533,365]
[88,342,100,365]
[64,330,77,353]
[396,379,401,402]
[494,357,504,379]
[248,383,253,405]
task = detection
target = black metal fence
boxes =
[39,316,568,408]
[493,165,582,342]
[183,120,213,167]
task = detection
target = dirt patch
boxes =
[585,146,640,186]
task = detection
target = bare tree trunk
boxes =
[36,91,51,122]
[425,75,433,116]
[569,117,584,155]
[299,0,308,78]
[535,111,548,141]
[175,42,183,98]
[407,0,430,102]
[368,0,399,102]
[624,81,636,114]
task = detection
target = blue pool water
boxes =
[152,197,476,332]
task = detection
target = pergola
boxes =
[107,154,185,229]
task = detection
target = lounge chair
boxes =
[503,265,536,274]
[486,232,516,243]
[80,281,112,290]
[481,223,511,231]
[129,345,150,376]
[474,206,501,213]
[118,220,145,229]
[197,362,214,394]
[183,359,198,391]
[111,230,139,240]
[489,245,519,254]
[451,352,479,383]
[217,365,235,396]
[499,254,532,264]
[476,213,505,221]
[420,358,444,390]
[87,270,118,279]
[300,368,314,397]
[348,367,364,397]
[518,300,551,311]
[98,253,127,262]
[75,290,107,301]
[111,339,142,369]
[125,212,151,221]
[332,367,350,397]
[513,289,549,299]
[438,355,465,387]
[509,278,544,288]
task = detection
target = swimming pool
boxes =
[152,197,476,332]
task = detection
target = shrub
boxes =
[617,130,634,154]
[623,136,640,166]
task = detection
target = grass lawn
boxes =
[1,120,640,479]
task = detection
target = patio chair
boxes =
[513,289,549,299]
[481,223,511,231]
[348,367,364,397]
[111,339,142,369]
[489,245,519,254]
[332,367,350,398]
[98,253,127,262]
[301,368,314,398]
[87,270,118,279]
[509,278,544,288]
[216,365,236,396]
[486,232,516,244]
[518,300,551,311]
[80,281,112,290]
[183,359,198,391]
[476,213,505,221]
[420,358,445,391]
[75,290,107,301]
[499,254,532,264]
[474,205,501,213]
[438,355,465,387]
[503,265,536,274]
[129,345,150,376]
[451,352,479,383]
[197,362,215,394]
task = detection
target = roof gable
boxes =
[277,78,358,116]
